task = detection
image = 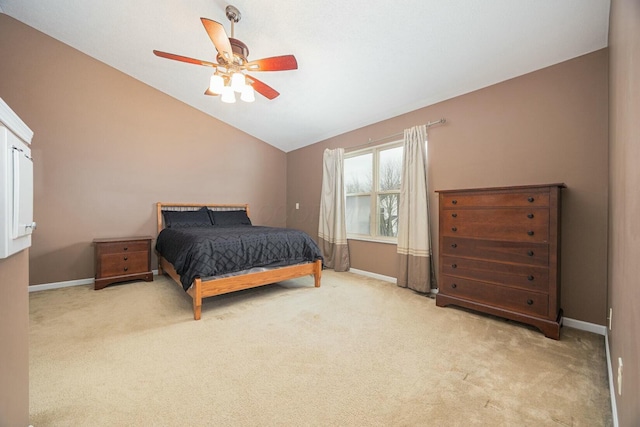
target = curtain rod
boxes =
[346,118,446,153]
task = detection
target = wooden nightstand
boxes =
[93,236,153,290]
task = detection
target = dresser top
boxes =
[435,183,566,194]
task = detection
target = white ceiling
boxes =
[0,1,610,152]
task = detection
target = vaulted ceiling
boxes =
[0,1,610,152]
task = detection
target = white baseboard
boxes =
[29,270,159,292]
[605,331,619,427]
[348,268,396,283]
[28,277,93,292]
[563,317,607,336]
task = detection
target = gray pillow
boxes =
[210,210,252,226]
[163,207,212,228]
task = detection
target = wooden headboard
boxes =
[156,203,250,234]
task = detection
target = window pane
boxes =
[346,195,371,234]
[379,146,403,191]
[378,193,399,237]
[345,153,372,194]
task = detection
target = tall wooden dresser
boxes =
[435,184,565,339]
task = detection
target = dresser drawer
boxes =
[441,208,549,242]
[441,256,549,292]
[99,251,149,276]
[440,275,549,317]
[441,191,550,208]
[95,241,149,255]
[442,236,549,266]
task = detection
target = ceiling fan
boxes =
[153,5,297,103]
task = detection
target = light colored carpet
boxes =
[29,271,612,426]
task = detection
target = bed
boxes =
[155,203,323,320]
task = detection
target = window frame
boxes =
[344,140,403,244]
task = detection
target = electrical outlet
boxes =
[617,357,623,396]
[608,307,613,331]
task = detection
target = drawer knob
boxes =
[527,299,534,305]
[452,213,457,218]
[124,247,129,251]
[451,283,457,289]
[527,230,534,236]
[451,243,457,248]
[527,213,534,219]
[451,200,457,205]
[527,250,534,256]
[124,256,128,261]
[528,275,535,281]
[528,197,535,203]
[451,264,457,269]
[452,227,457,232]
[124,267,129,272]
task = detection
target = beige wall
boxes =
[0,250,29,426]
[288,49,609,326]
[0,14,288,285]
[608,0,640,424]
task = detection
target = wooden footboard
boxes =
[159,256,322,320]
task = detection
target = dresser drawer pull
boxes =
[528,197,535,203]
[528,275,535,281]
[527,213,534,219]
[527,299,534,305]
[123,256,128,261]
[123,247,128,251]
[527,230,534,236]
[124,267,129,272]
[451,200,457,205]
[452,227,457,232]
[527,250,534,256]
[451,213,457,218]
[451,283,457,289]
[451,264,457,269]
[451,243,457,248]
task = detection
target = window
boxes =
[344,142,403,241]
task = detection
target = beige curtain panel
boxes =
[396,125,431,293]
[318,148,350,271]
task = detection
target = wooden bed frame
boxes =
[156,202,322,320]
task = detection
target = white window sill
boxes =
[347,236,398,245]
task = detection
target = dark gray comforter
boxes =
[156,225,323,290]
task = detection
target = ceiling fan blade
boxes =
[246,75,280,100]
[201,18,234,62]
[245,55,298,72]
[153,50,217,68]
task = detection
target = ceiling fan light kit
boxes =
[153,4,297,103]
[240,85,256,103]
[220,86,236,103]
[209,74,224,94]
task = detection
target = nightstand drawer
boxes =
[99,251,149,276]
[440,275,549,317]
[96,241,149,255]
